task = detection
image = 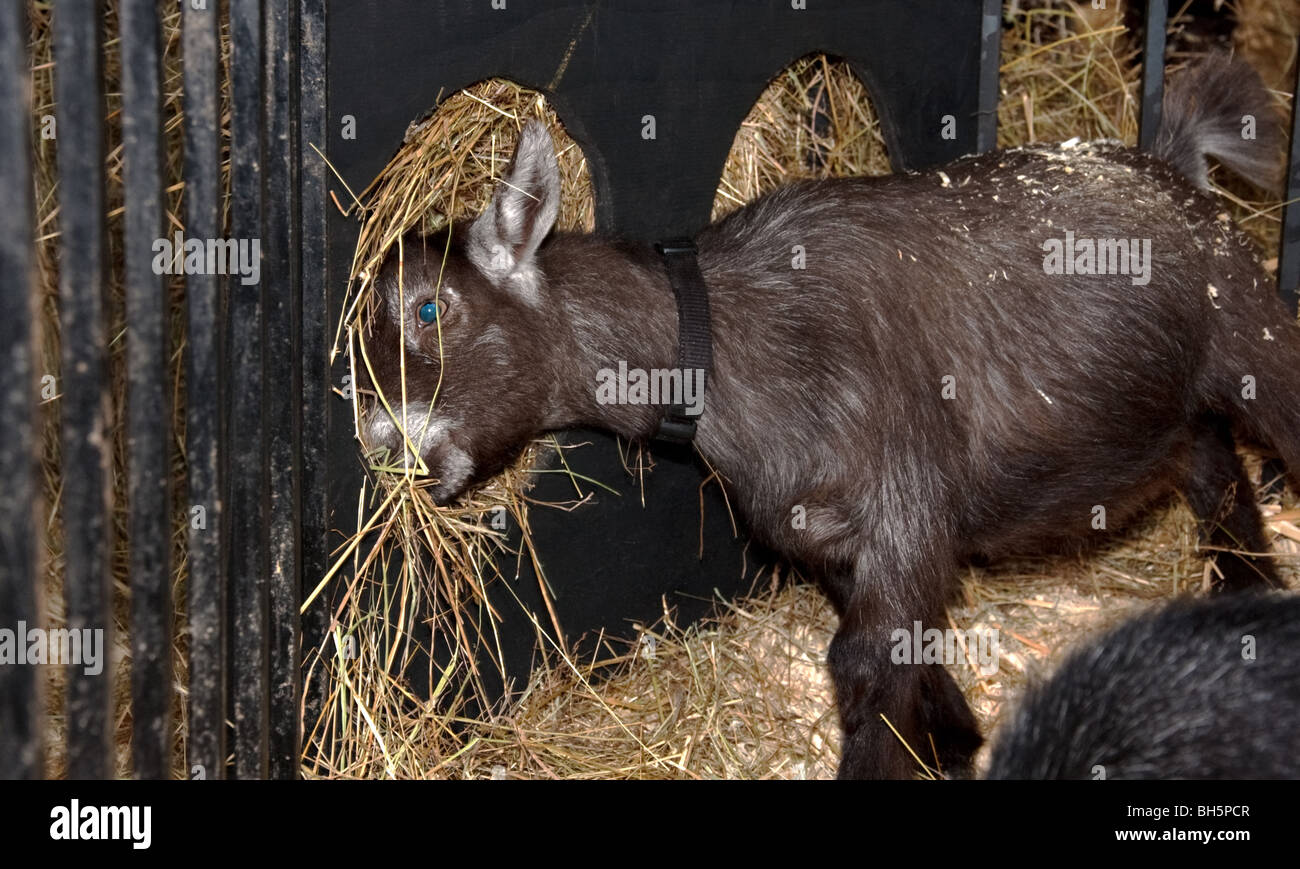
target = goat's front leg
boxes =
[822,555,982,779]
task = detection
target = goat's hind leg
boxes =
[1182,416,1281,591]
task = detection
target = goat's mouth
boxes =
[361,406,477,504]
[420,449,476,505]
[363,441,476,506]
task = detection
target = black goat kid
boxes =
[360,56,1299,778]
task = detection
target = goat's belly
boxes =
[956,432,1192,558]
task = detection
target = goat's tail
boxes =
[1152,54,1284,193]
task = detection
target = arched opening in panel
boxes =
[713,54,891,221]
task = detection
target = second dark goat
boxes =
[986,593,1300,780]
[360,57,1300,778]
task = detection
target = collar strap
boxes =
[653,237,713,444]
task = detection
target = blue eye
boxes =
[418,300,441,324]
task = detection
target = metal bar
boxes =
[54,0,113,781]
[976,0,1001,153]
[183,0,228,780]
[1277,32,1300,315]
[264,0,302,779]
[120,0,174,781]
[1138,0,1168,152]
[0,0,42,781]
[297,0,330,765]
[228,0,270,780]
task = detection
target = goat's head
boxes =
[359,121,564,503]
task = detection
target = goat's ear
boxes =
[466,120,560,301]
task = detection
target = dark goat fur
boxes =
[986,593,1300,779]
[360,55,1299,778]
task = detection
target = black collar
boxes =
[653,238,713,444]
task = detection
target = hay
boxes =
[1237,0,1300,92]
[712,53,892,219]
[444,579,843,780]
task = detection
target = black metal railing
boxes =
[0,0,42,782]
[121,0,173,782]
[54,0,114,781]
[0,0,327,780]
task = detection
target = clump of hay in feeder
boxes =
[316,3,1297,779]
[712,53,892,220]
